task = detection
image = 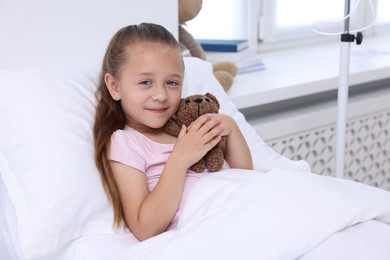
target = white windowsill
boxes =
[227,32,390,110]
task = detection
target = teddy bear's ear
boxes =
[204,92,220,109]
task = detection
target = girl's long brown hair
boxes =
[93,23,182,227]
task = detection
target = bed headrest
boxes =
[0,0,178,69]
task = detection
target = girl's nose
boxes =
[152,85,168,101]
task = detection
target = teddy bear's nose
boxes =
[194,98,203,104]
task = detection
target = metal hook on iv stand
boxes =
[335,0,363,179]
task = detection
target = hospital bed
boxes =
[1,1,390,259]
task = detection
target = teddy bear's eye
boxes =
[185,100,191,104]
[205,98,210,102]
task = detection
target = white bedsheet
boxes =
[300,220,390,260]
[75,168,390,260]
[40,221,390,260]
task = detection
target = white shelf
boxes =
[228,33,390,110]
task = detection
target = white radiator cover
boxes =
[248,88,390,191]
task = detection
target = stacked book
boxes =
[199,39,265,74]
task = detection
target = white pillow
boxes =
[0,67,127,258]
[0,57,309,259]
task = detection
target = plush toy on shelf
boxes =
[164,93,225,173]
[178,0,237,92]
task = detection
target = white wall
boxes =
[0,0,178,69]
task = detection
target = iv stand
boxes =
[335,0,363,178]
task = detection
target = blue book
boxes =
[198,39,249,52]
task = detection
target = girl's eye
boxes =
[140,80,152,86]
[166,81,179,87]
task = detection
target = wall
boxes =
[0,0,178,69]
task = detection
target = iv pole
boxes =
[334,0,363,178]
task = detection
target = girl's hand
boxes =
[169,114,224,169]
[192,113,253,170]
[198,114,234,137]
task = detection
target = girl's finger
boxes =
[178,124,187,138]
[201,123,223,143]
[188,114,211,132]
[204,134,222,150]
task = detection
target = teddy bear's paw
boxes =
[190,160,206,173]
[205,148,224,172]
[163,119,181,137]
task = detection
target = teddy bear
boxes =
[178,0,238,92]
[164,93,225,173]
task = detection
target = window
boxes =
[185,0,389,48]
[274,0,346,40]
[276,0,345,27]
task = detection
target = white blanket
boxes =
[99,169,390,260]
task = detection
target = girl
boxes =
[93,23,253,241]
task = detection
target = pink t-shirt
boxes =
[110,126,229,230]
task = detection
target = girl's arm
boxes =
[111,157,187,241]
[112,115,224,241]
[214,114,253,170]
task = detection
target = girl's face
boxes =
[105,42,184,133]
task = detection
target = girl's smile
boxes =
[146,107,169,114]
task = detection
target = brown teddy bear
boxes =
[178,0,238,92]
[164,93,225,173]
